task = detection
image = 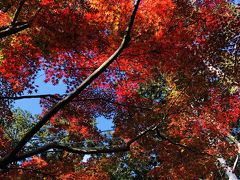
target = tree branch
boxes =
[11,0,26,26]
[0,23,30,39]
[0,2,41,39]
[0,94,56,100]
[14,144,130,162]
[0,0,141,169]
[0,0,27,38]
[12,119,158,163]
[0,93,151,110]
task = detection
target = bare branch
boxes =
[0,4,41,39]
[0,94,57,100]
[0,93,151,110]
[0,23,30,38]
[14,143,130,162]
[0,0,141,169]
[12,118,157,163]
[11,0,26,26]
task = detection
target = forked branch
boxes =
[10,120,159,163]
[0,0,41,39]
[0,0,141,169]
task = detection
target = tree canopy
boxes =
[0,0,240,179]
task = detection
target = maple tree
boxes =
[0,0,240,179]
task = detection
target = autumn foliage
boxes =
[0,0,240,179]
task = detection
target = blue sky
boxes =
[14,72,113,131]
[234,0,240,3]
[14,72,66,114]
